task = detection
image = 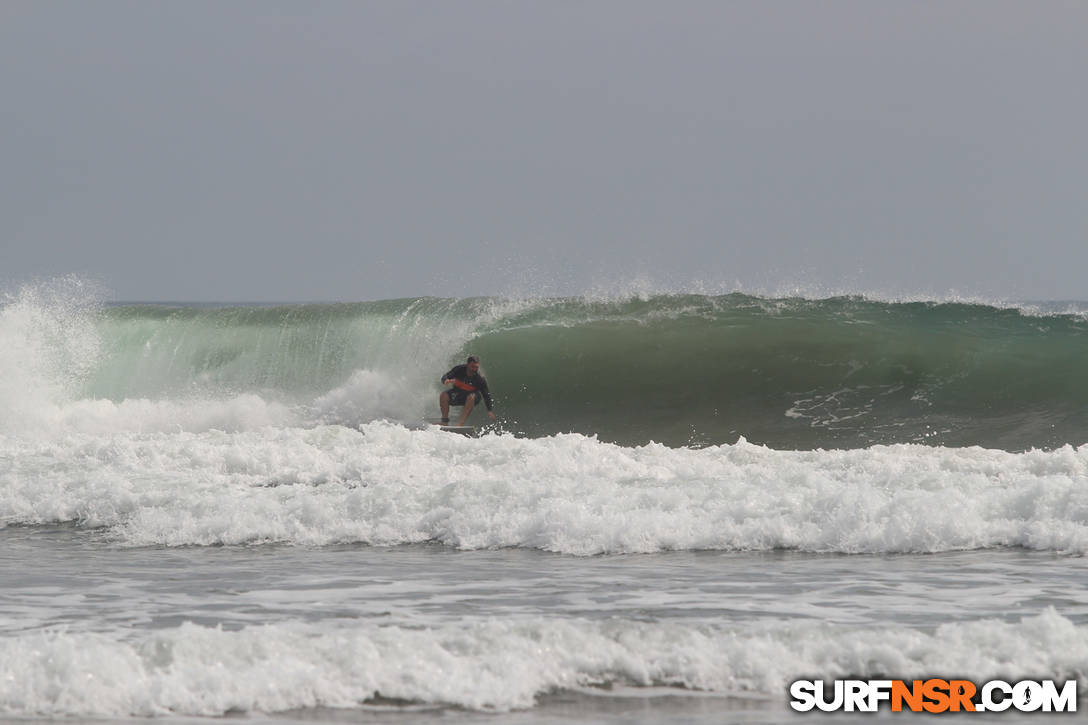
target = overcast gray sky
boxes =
[2,1,1085,302]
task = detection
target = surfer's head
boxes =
[466,355,480,374]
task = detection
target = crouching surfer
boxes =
[439,355,496,426]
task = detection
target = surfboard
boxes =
[438,425,477,437]
[424,418,478,437]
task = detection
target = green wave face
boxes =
[473,295,1088,449]
[85,295,1088,449]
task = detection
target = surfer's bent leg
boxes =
[457,392,478,426]
[439,391,450,424]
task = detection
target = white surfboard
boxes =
[438,425,477,437]
[424,418,478,437]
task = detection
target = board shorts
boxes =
[446,388,482,407]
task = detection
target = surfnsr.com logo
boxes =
[789,679,1077,713]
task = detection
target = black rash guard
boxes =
[441,365,494,411]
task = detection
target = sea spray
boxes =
[0,278,104,432]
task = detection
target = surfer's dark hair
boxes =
[466,355,479,363]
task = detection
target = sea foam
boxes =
[0,610,1083,716]
[2,422,1086,554]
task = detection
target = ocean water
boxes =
[1,280,1087,722]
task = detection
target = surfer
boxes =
[439,355,496,426]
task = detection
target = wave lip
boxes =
[3,423,1087,555]
[0,610,1083,716]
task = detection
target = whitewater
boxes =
[1,280,1086,722]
